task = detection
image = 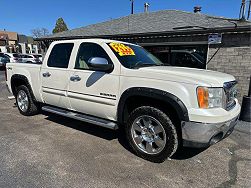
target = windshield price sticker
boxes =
[109,42,135,56]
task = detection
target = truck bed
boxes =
[6,63,43,102]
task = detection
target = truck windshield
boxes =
[107,42,163,69]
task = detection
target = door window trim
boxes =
[47,43,74,69]
[74,42,114,72]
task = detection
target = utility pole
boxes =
[247,0,251,19]
[130,0,134,14]
[240,0,246,20]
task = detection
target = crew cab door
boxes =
[41,42,74,109]
[68,42,119,120]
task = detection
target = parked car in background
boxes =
[152,50,206,69]
[0,53,10,68]
[19,54,41,64]
[170,50,206,69]
[4,53,21,63]
[31,54,43,62]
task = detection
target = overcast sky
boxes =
[0,0,246,35]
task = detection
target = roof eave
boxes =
[35,25,251,41]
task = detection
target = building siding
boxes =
[207,33,251,104]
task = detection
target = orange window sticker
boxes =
[109,42,135,56]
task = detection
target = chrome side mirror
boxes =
[88,57,113,72]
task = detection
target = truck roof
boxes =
[50,38,138,46]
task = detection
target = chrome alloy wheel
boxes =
[17,90,29,112]
[131,115,166,154]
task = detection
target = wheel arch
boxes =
[117,87,189,125]
[10,74,37,102]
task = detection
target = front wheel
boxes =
[16,85,40,116]
[126,106,178,163]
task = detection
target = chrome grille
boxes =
[223,81,238,111]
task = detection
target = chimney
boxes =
[144,3,150,13]
[194,6,202,13]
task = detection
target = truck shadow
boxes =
[171,147,207,160]
[42,111,206,160]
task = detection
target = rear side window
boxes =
[13,54,20,58]
[33,55,42,58]
[48,43,74,68]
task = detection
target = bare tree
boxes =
[41,28,50,36]
[31,28,50,38]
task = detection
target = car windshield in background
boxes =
[191,52,205,63]
[107,42,163,69]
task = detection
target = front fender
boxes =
[117,87,189,124]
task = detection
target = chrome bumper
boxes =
[182,115,239,148]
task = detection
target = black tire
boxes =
[15,85,40,116]
[125,106,178,163]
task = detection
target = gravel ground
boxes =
[0,70,250,188]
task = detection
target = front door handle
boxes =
[42,72,51,77]
[70,75,81,82]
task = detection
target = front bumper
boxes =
[182,114,239,148]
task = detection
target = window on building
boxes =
[75,43,112,70]
[48,43,74,68]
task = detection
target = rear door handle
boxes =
[70,75,81,82]
[42,72,51,77]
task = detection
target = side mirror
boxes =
[88,57,113,72]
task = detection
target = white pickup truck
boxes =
[6,39,240,162]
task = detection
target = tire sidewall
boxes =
[126,106,178,163]
[16,85,33,116]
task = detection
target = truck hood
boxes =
[127,66,235,87]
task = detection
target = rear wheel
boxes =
[16,85,40,116]
[126,106,178,163]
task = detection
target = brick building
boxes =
[37,10,251,103]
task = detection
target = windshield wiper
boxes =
[132,63,164,69]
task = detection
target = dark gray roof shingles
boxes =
[42,10,251,39]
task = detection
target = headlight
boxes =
[197,87,224,109]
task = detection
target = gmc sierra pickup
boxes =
[6,39,240,162]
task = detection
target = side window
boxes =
[75,43,112,70]
[48,43,74,68]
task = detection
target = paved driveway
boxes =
[0,70,250,188]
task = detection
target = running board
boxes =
[42,106,118,130]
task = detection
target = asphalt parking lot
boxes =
[0,70,250,188]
